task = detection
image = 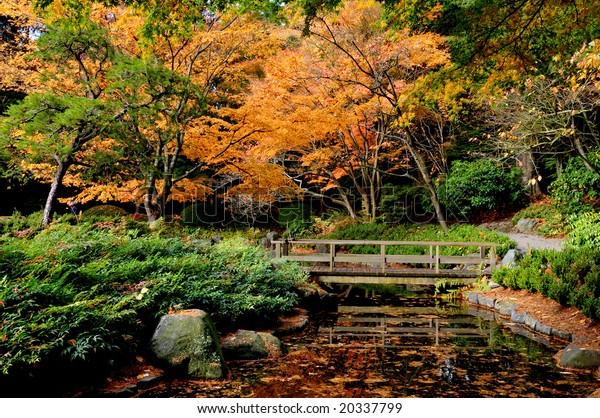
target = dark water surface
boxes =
[143,295,600,398]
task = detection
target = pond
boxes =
[140,291,600,398]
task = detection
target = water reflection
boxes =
[317,305,494,348]
[139,296,600,398]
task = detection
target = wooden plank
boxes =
[316,276,442,285]
[284,255,329,262]
[438,256,486,265]
[385,255,433,264]
[337,306,466,315]
[271,239,502,247]
[336,317,433,324]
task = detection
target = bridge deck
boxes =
[307,265,485,285]
[271,238,499,285]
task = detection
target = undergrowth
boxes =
[0,222,306,389]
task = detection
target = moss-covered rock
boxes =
[150,309,226,379]
[559,343,600,369]
[221,330,284,360]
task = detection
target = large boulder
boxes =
[221,330,284,360]
[560,343,600,369]
[150,309,226,379]
[515,218,538,233]
[500,249,522,268]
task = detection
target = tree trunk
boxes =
[144,174,157,223]
[405,134,447,232]
[42,159,70,227]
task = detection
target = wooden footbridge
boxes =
[271,239,500,286]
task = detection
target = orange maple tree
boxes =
[238,0,451,225]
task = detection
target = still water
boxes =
[143,294,600,398]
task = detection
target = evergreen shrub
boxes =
[549,155,600,215]
[437,160,525,219]
[492,248,600,320]
[0,224,306,389]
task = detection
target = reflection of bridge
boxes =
[317,306,495,348]
[272,239,500,286]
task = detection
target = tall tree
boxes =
[240,0,451,226]
[0,3,128,226]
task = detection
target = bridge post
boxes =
[380,244,386,273]
[429,245,433,269]
[435,245,440,273]
[282,240,289,256]
[489,246,496,271]
[329,243,336,272]
[275,242,281,258]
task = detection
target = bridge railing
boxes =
[271,239,500,273]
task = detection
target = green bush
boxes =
[279,202,314,237]
[82,205,128,222]
[0,210,44,235]
[0,225,306,385]
[492,248,600,320]
[549,155,600,215]
[564,211,600,250]
[437,160,525,219]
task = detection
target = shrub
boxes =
[0,210,44,235]
[564,211,600,250]
[492,248,600,321]
[82,205,128,223]
[0,225,306,387]
[549,155,600,215]
[437,160,525,219]
[180,201,226,226]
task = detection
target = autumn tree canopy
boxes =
[1,0,599,226]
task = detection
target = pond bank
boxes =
[475,287,600,351]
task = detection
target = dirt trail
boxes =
[505,232,564,252]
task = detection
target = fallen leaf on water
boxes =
[330,377,360,384]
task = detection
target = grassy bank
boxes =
[0,220,306,392]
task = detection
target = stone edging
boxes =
[468,291,600,369]
[467,292,572,340]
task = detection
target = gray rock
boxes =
[211,235,222,244]
[488,281,501,289]
[534,321,553,336]
[500,249,522,269]
[550,328,572,341]
[515,218,538,234]
[261,236,271,250]
[274,315,309,337]
[295,285,321,310]
[523,313,539,330]
[494,300,516,316]
[316,244,329,254]
[510,310,527,324]
[221,330,284,360]
[560,343,600,368]
[150,309,226,379]
[467,292,479,304]
[477,295,496,309]
[266,231,280,242]
[137,375,162,389]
